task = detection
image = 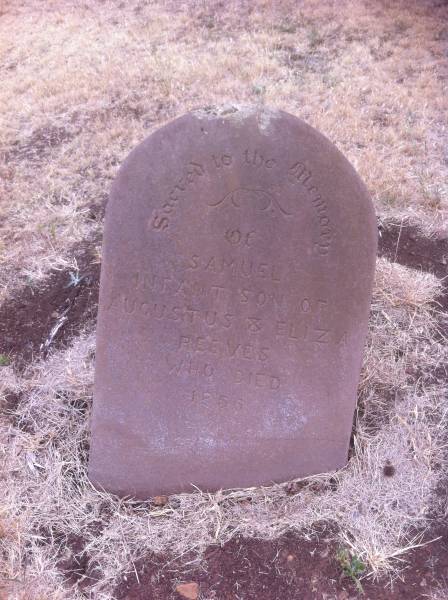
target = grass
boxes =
[0,0,447,300]
[0,354,11,367]
[0,0,447,598]
[336,547,366,593]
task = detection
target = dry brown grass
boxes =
[1,1,448,598]
[1,0,447,299]
[1,260,446,598]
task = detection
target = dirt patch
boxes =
[1,390,21,413]
[378,222,448,358]
[114,528,344,600]
[113,526,448,600]
[0,242,99,369]
[48,531,101,592]
[3,124,75,164]
[0,390,35,433]
[56,533,96,589]
[69,97,172,134]
[378,223,448,295]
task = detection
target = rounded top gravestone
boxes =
[88,105,377,498]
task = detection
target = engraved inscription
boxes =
[178,335,270,363]
[165,354,215,378]
[224,229,256,247]
[235,370,280,389]
[243,149,276,169]
[151,161,205,231]
[110,147,342,403]
[187,389,244,410]
[288,162,332,255]
[208,188,293,217]
[185,255,282,282]
[149,147,335,260]
[212,153,233,168]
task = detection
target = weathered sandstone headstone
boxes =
[89,106,377,498]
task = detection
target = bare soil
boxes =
[113,527,448,600]
[0,241,99,369]
[379,223,448,310]
[2,124,77,165]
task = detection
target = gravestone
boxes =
[89,106,377,498]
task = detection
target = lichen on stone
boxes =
[192,103,280,133]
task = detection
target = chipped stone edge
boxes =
[192,103,281,134]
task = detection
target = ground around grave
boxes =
[1,1,447,599]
